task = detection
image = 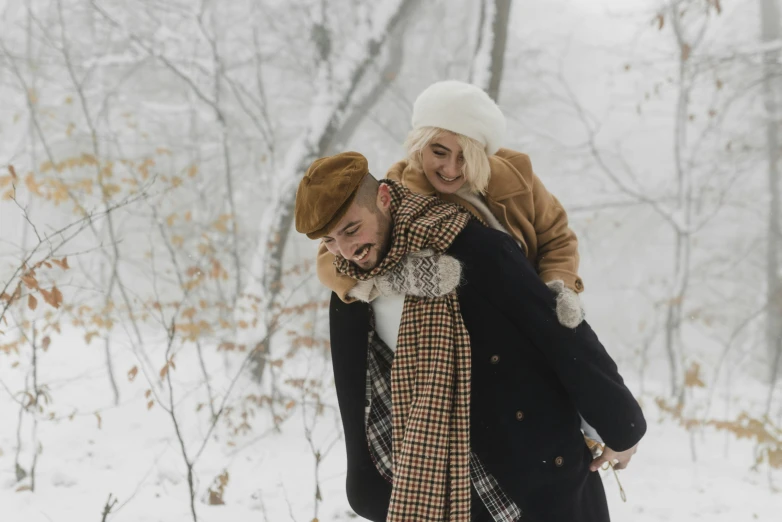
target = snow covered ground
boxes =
[2,0,781,520]
[2,325,780,522]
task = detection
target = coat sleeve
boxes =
[384,160,406,183]
[317,242,358,303]
[504,152,584,293]
[454,223,646,452]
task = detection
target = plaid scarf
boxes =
[335,180,473,521]
[365,313,523,521]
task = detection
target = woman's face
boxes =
[420,132,468,194]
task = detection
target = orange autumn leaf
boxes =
[24,172,43,196]
[685,362,706,388]
[51,257,69,270]
[39,286,63,309]
[28,294,38,311]
[21,274,38,289]
[160,360,175,380]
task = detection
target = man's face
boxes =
[321,184,393,271]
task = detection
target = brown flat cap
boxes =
[295,152,369,239]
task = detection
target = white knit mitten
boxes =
[374,249,462,299]
[546,280,585,328]
[347,279,380,302]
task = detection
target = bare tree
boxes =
[759,0,782,387]
[249,0,417,381]
[469,0,512,101]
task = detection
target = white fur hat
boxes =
[411,80,506,155]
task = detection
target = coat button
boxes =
[490,355,500,364]
[575,279,584,291]
[515,410,524,421]
[554,456,564,467]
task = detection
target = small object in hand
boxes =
[587,440,628,502]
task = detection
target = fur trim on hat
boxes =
[411,80,506,155]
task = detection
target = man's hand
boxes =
[590,443,638,472]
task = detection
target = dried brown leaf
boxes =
[51,257,69,270]
[28,294,38,311]
[208,489,224,505]
[685,362,706,388]
[52,286,63,308]
[681,43,691,62]
[21,274,38,290]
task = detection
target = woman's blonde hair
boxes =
[404,126,492,195]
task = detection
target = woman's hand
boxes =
[590,443,638,472]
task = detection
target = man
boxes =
[294,152,646,522]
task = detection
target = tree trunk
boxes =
[469,0,511,102]
[249,0,416,381]
[324,24,407,155]
[760,0,782,383]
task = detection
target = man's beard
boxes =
[352,213,392,271]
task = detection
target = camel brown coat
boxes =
[316,148,583,302]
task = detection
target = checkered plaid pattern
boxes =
[365,314,522,521]
[335,180,478,521]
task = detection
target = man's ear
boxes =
[376,183,391,211]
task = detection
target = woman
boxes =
[317,80,585,328]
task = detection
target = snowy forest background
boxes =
[1,0,781,520]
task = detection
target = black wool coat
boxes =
[329,220,647,522]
